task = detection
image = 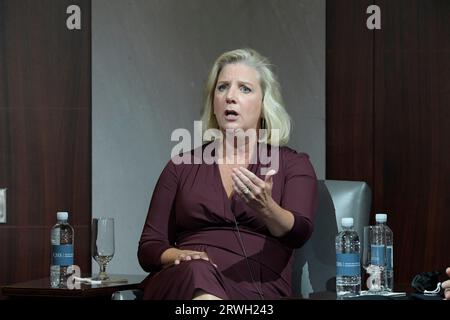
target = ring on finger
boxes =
[242,187,251,194]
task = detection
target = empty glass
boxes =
[92,218,115,280]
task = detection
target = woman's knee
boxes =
[192,289,222,300]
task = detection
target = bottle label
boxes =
[386,245,393,271]
[336,253,361,276]
[371,244,385,266]
[52,245,74,266]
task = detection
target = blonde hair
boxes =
[200,48,291,146]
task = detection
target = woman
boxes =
[138,48,317,300]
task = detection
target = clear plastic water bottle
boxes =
[375,213,394,292]
[50,211,74,288]
[335,217,361,298]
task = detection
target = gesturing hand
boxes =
[444,267,450,300]
[231,167,277,215]
[174,250,217,268]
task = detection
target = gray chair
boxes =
[292,180,371,298]
[112,179,371,300]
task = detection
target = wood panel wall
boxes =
[0,0,91,289]
[326,0,374,187]
[327,0,450,287]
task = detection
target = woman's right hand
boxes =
[173,250,217,268]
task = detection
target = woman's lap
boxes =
[141,246,291,300]
[142,259,229,300]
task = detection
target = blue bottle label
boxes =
[336,253,361,276]
[371,244,385,266]
[52,245,74,266]
[386,245,393,271]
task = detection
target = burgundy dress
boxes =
[138,143,317,300]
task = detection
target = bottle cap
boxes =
[57,211,69,221]
[375,213,387,222]
[341,217,354,227]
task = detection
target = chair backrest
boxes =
[292,180,371,298]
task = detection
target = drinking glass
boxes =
[362,225,385,293]
[92,218,115,280]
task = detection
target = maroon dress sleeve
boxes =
[277,148,318,248]
[138,160,178,272]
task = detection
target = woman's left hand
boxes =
[231,167,277,216]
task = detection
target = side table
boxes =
[1,274,146,300]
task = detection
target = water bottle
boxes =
[375,213,394,292]
[50,211,74,288]
[335,217,361,298]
